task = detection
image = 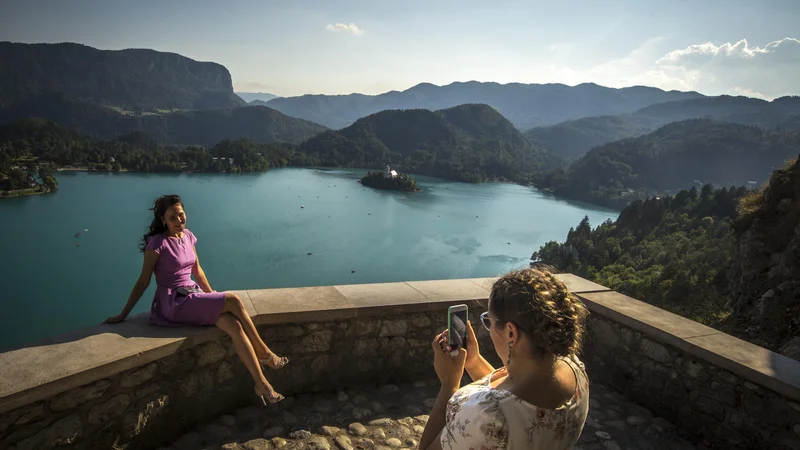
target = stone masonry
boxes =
[0,309,492,450]
[583,314,800,450]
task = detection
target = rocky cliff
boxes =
[0,42,245,111]
[731,156,800,359]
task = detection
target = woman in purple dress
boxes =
[105,194,288,405]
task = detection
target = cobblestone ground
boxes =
[161,377,704,450]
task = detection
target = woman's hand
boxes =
[432,330,467,390]
[104,313,127,324]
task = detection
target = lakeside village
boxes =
[0,151,420,197]
[0,154,241,198]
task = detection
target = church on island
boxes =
[384,164,398,179]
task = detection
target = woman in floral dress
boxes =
[419,267,590,450]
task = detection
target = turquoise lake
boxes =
[0,168,617,349]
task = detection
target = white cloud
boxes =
[325,22,364,36]
[652,37,800,98]
[561,37,799,99]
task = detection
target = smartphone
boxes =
[448,304,468,355]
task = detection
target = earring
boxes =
[506,341,513,366]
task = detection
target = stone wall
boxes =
[0,308,495,450]
[582,303,800,450]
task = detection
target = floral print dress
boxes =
[441,355,589,450]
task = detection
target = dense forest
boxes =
[0,119,315,184]
[534,184,751,325]
[539,119,800,208]
[0,94,328,147]
[0,42,243,111]
[300,104,564,184]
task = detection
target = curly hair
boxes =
[489,266,589,358]
[138,195,183,253]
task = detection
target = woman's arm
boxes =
[105,250,159,323]
[418,386,453,450]
[192,247,214,293]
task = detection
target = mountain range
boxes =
[236,92,281,103]
[0,93,326,146]
[540,119,800,207]
[262,81,704,130]
[525,95,800,160]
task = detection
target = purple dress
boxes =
[145,229,226,326]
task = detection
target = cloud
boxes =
[559,37,799,99]
[325,22,364,36]
[652,37,800,98]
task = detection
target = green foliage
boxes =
[0,42,244,111]
[534,184,751,325]
[360,171,419,191]
[300,104,564,184]
[539,119,800,208]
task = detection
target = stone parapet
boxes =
[1,274,798,449]
[580,290,800,449]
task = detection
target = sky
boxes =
[1,0,799,99]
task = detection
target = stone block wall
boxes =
[582,314,800,450]
[0,307,495,450]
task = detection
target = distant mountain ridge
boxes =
[236,92,281,103]
[526,95,800,160]
[264,81,704,130]
[541,119,800,207]
[299,103,563,183]
[0,93,327,146]
[0,42,245,111]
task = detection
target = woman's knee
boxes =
[216,313,244,335]
[224,294,245,313]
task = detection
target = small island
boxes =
[360,165,420,192]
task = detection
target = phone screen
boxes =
[448,307,468,350]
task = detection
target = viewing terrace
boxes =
[1,275,799,450]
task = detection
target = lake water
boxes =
[0,168,617,349]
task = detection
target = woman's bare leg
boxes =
[221,293,285,364]
[215,313,282,401]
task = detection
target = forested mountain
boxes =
[534,185,749,325]
[0,42,244,111]
[299,104,563,183]
[525,96,800,159]
[539,119,800,208]
[0,94,327,146]
[264,81,703,130]
[237,93,280,103]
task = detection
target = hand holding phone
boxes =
[448,304,468,357]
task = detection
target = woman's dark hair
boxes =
[139,195,183,253]
[489,265,589,358]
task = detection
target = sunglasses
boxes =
[479,311,498,332]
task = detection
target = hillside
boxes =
[524,115,654,160]
[0,42,244,111]
[0,94,327,146]
[265,81,703,130]
[534,184,749,325]
[525,95,800,159]
[729,158,800,359]
[0,119,313,174]
[299,104,563,183]
[540,119,800,208]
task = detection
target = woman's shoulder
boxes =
[145,233,166,250]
